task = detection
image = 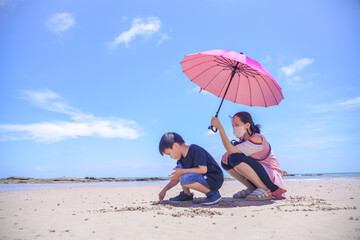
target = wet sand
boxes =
[0,179,359,239]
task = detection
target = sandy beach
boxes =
[0,179,359,240]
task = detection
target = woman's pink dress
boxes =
[237,133,287,199]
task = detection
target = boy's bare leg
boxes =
[233,163,268,191]
[181,185,191,195]
[183,182,211,194]
[227,169,256,191]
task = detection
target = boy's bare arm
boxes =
[163,179,180,191]
[169,166,207,180]
[179,166,207,175]
[159,179,179,201]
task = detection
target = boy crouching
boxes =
[159,132,224,205]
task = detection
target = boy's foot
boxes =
[169,191,194,203]
[201,190,222,205]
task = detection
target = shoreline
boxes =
[1,176,359,193]
[0,176,235,184]
[1,172,359,184]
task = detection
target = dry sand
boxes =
[0,179,359,240]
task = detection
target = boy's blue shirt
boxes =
[176,144,224,190]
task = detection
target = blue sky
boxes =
[0,0,359,178]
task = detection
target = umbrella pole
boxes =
[209,63,239,132]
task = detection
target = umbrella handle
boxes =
[208,125,218,133]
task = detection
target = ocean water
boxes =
[0,180,171,192]
[0,173,359,192]
[283,172,360,182]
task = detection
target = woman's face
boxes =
[232,116,247,129]
[232,116,251,138]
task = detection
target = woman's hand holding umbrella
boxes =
[212,117,233,164]
[211,117,239,155]
[210,117,223,131]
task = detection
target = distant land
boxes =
[0,171,297,184]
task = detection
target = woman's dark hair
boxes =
[159,132,185,156]
[231,111,261,135]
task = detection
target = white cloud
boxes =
[19,90,82,117]
[336,96,360,108]
[0,90,144,143]
[46,13,76,33]
[157,33,171,45]
[109,17,163,48]
[279,58,314,77]
[306,96,360,113]
[279,58,315,89]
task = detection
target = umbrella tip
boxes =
[240,52,243,54]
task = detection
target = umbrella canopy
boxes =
[181,49,284,132]
[181,49,284,108]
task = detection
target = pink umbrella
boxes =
[181,49,284,132]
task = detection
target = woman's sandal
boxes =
[233,188,253,199]
[246,188,272,201]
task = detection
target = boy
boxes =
[158,132,224,205]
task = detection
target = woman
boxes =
[211,111,286,200]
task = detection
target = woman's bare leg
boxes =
[227,169,256,191]
[233,162,268,191]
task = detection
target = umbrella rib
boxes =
[263,73,284,100]
[214,56,228,65]
[214,57,236,70]
[258,74,282,105]
[180,54,212,64]
[238,64,261,78]
[182,59,218,73]
[245,74,252,106]
[187,62,221,82]
[216,56,234,67]
[203,67,229,90]
[273,81,285,100]
[214,56,240,70]
[234,71,241,103]
[218,73,232,98]
[252,74,268,107]
[213,61,231,69]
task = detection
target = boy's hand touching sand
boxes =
[159,189,167,201]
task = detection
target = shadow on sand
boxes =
[153,197,275,209]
